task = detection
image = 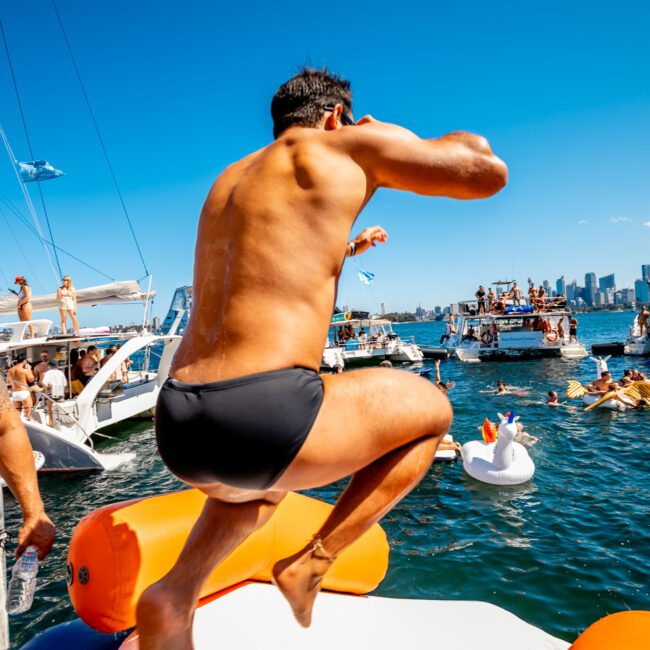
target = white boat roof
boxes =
[0,280,153,316]
[121,582,569,650]
[331,318,391,326]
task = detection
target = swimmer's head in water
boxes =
[271,67,352,138]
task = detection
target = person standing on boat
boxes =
[569,316,579,343]
[139,67,507,646]
[57,276,79,336]
[13,276,34,339]
[487,287,495,311]
[7,358,34,419]
[475,285,486,314]
[511,282,522,305]
[638,306,649,336]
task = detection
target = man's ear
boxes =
[324,104,343,131]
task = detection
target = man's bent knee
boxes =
[426,386,453,438]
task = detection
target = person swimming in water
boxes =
[137,67,506,647]
[547,390,560,406]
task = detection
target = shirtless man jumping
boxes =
[137,68,507,649]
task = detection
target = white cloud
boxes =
[578,219,588,225]
[643,221,650,228]
[609,216,631,223]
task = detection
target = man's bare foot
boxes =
[136,582,195,650]
[272,541,335,628]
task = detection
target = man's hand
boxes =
[348,226,388,257]
[17,511,55,560]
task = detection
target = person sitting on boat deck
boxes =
[115,343,133,382]
[13,275,35,338]
[462,325,478,342]
[345,323,356,339]
[79,345,99,385]
[512,282,523,305]
[569,316,579,343]
[618,369,634,388]
[434,359,455,394]
[638,306,649,336]
[42,361,67,427]
[358,327,368,348]
[7,357,34,419]
[532,315,543,331]
[336,325,345,344]
[100,346,116,368]
[136,66,506,645]
[475,285,487,314]
[57,275,80,336]
[547,390,560,406]
[440,315,456,344]
[0,364,56,565]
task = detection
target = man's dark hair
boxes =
[88,346,96,352]
[271,67,352,139]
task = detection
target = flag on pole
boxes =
[17,160,65,183]
[357,268,375,285]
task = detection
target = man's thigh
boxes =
[273,368,452,492]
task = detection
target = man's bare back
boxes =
[172,120,506,384]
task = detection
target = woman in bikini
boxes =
[57,275,80,335]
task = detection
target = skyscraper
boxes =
[543,280,552,296]
[566,280,577,302]
[585,272,597,306]
[642,264,650,283]
[636,279,650,304]
[599,273,615,293]
[556,276,566,297]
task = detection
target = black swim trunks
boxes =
[155,368,324,490]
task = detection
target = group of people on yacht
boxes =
[11,274,80,336]
[3,344,132,425]
[474,282,567,315]
[335,323,389,348]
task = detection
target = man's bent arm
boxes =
[350,120,507,199]
[0,379,55,558]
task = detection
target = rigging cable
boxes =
[51,0,150,277]
[0,204,46,293]
[0,19,63,280]
[0,192,115,282]
[0,124,59,284]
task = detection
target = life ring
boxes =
[545,329,558,342]
[491,301,505,314]
[480,331,493,344]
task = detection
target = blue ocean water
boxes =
[5,312,649,647]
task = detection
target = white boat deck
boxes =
[121,582,569,650]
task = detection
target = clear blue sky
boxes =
[1,1,649,325]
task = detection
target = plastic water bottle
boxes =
[6,546,39,615]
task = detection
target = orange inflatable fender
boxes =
[67,490,389,633]
[570,611,650,649]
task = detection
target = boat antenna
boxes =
[0,21,63,281]
[51,0,150,278]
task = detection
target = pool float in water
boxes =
[566,356,650,411]
[25,487,650,649]
[461,412,535,485]
[434,433,458,462]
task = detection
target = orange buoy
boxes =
[67,490,389,633]
[570,610,650,649]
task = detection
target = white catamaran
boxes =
[0,281,181,472]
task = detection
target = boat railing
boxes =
[458,297,568,315]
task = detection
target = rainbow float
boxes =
[25,489,650,649]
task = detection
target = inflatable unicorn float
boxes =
[566,356,650,411]
[461,411,535,485]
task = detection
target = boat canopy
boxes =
[0,280,154,316]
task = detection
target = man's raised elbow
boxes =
[480,155,508,197]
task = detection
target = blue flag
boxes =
[357,268,375,285]
[17,160,65,183]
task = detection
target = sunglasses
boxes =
[324,105,355,126]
